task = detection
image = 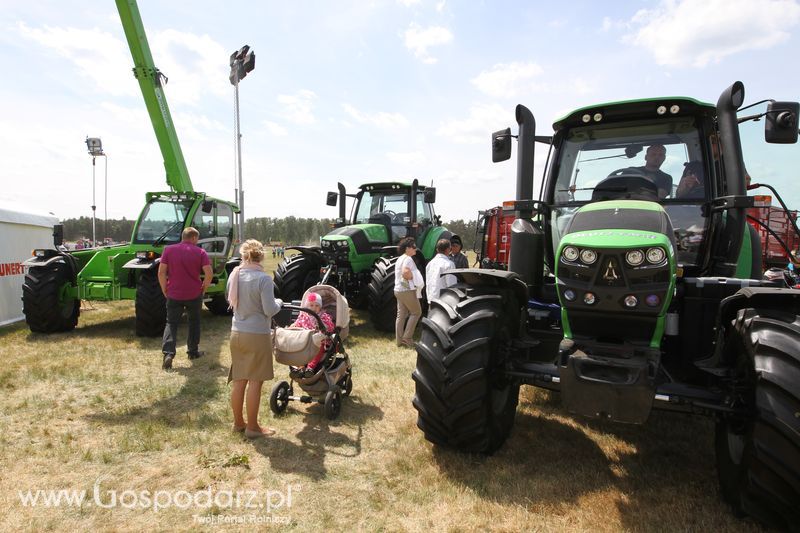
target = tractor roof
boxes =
[552,96,714,132]
[358,181,430,191]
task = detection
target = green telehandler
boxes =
[21,0,240,336]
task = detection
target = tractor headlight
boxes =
[322,240,331,248]
[563,246,579,262]
[646,247,665,264]
[580,249,597,264]
[625,250,644,266]
[336,241,348,248]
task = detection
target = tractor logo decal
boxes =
[603,259,619,281]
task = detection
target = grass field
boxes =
[0,254,762,531]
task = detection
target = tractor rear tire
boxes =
[204,294,231,316]
[715,307,800,530]
[274,254,320,302]
[22,261,79,333]
[367,257,399,332]
[135,269,166,337]
[412,285,520,454]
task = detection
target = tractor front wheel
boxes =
[412,285,520,454]
[714,307,800,529]
[274,254,320,302]
[22,261,79,333]
[367,257,399,332]
[135,268,166,337]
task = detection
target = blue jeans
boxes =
[162,295,203,356]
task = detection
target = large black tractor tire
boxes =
[204,294,231,316]
[274,254,320,302]
[412,284,520,454]
[135,268,166,337]
[367,257,399,332]
[715,307,800,530]
[22,261,79,333]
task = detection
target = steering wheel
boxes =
[382,210,398,222]
[593,170,660,201]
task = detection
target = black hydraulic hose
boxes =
[746,215,794,262]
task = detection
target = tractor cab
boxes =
[350,181,438,246]
[546,102,717,276]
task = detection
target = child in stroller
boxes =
[270,285,352,419]
[289,292,334,378]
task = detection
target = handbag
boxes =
[273,327,325,366]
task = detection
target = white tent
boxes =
[0,207,59,327]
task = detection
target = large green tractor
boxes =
[274,179,450,331]
[412,82,800,528]
[21,0,239,336]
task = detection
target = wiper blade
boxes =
[153,220,183,246]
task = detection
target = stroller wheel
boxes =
[324,390,342,420]
[341,373,353,397]
[270,381,291,415]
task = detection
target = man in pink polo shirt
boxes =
[158,227,213,370]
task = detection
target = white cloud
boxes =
[263,120,288,137]
[624,0,800,67]
[342,103,409,128]
[437,103,508,144]
[387,151,425,165]
[277,90,317,125]
[403,23,453,64]
[436,1,447,12]
[397,0,422,5]
[15,22,229,106]
[471,62,544,98]
[16,22,135,97]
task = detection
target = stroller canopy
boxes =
[302,285,350,339]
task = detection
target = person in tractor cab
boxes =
[449,235,469,269]
[635,144,673,199]
[675,161,705,199]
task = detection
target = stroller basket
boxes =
[274,327,326,366]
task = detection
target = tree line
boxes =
[61,216,480,250]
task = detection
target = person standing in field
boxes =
[394,237,423,347]
[449,234,469,269]
[158,227,212,371]
[425,238,456,304]
[226,239,282,438]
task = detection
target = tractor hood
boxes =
[320,224,392,273]
[555,200,677,349]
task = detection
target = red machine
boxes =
[747,194,800,270]
[475,203,515,269]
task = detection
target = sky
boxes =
[0,0,799,225]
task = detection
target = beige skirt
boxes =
[228,330,274,383]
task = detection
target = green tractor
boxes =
[412,82,800,528]
[274,179,450,331]
[21,0,239,336]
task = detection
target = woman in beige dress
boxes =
[226,239,283,438]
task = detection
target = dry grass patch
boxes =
[0,257,763,531]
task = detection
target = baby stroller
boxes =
[269,285,352,420]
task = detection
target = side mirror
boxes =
[765,101,799,144]
[424,188,436,203]
[625,145,643,158]
[201,200,213,213]
[326,191,338,206]
[52,224,64,247]
[492,128,512,162]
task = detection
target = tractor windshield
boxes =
[133,199,194,244]
[549,117,711,266]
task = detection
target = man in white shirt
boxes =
[426,239,457,304]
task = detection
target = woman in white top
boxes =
[394,237,423,347]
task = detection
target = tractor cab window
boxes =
[416,192,434,224]
[354,189,415,241]
[549,118,710,266]
[191,202,234,272]
[134,200,193,244]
